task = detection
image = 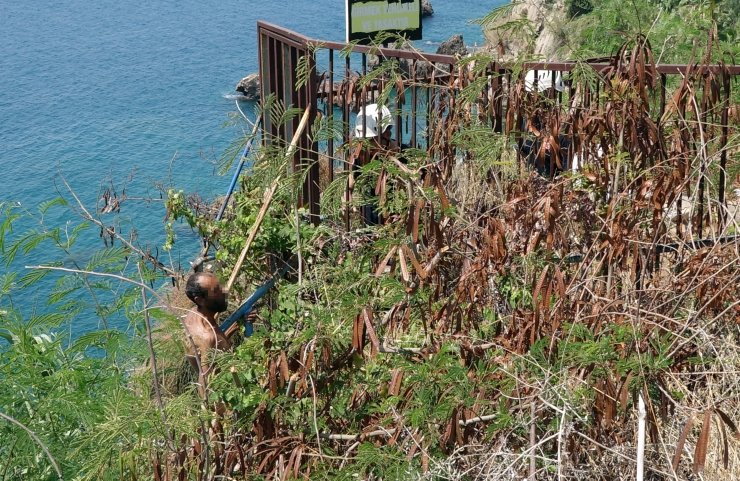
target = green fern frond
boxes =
[17,267,53,289]
[37,197,68,216]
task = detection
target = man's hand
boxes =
[223,309,258,339]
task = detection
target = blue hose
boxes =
[216,117,262,221]
[219,264,289,335]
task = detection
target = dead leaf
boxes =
[693,410,712,474]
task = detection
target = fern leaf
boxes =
[26,312,68,330]
[85,246,128,271]
[37,197,68,215]
[0,209,21,253]
[18,267,52,289]
[0,272,17,296]
[296,53,313,89]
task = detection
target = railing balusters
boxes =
[255,21,738,233]
[411,59,417,147]
[328,49,334,184]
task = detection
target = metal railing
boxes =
[257,21,739,234]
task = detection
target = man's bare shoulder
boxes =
[182,310,230,353]
[182,311,212,347]
[182,309,205,329]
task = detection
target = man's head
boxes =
[185,272,228,314]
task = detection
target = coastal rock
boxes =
[236,73,261,100]
[421,0,434,17]
[367,41,431,78]
[436,34,468,57]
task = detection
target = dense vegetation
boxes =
[565,0,739,61]
[483,0,738,64]
[2,2,738,480]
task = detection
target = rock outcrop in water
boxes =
[436,34,468,56]
[422,0,434,17]
[236,73,260,100]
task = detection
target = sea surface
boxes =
[1,0,504,333]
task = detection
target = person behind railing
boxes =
[348,103,400,225]
[519,69,574,177]
[180,271,258,461]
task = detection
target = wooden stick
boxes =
[637,394,646,481]
[529,402,536,480]
[225,107,312,292]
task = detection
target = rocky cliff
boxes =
[483,0,568,60]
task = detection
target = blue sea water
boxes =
[1,0,503,332]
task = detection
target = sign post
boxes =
[346,0,422,45]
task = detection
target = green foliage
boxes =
[2,4,739,479]
[567,0,738,61]
[567,0,594,17]
[0,196,199,481]
[0,305,136,480]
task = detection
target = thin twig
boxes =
[137,262,176,453]
[0,411,63,480]
[60,175,178,278]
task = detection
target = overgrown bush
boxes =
[2,10,738,481]
[567,0,593,17]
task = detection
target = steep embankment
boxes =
[484,0,740,62]
[483,0,568,60]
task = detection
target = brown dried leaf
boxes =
[389,368,404,396]
[279,351,290,383]
[398,248,411,282]
[268,359,278,396]
[693,410,712,474]
[402,244,426,280]
[715,408,740,440]
[363,309,380,356]
[346,77,357,107]
[532,265,551,310]
[375,246,398,277]
[408,201,422,243]
[352,313,365,351]
[437,179,451,211]
[672,415,694,472]
[719,413,729,470]
[292,445,303,479]
[618,372,633,412]
[554,267,566,298]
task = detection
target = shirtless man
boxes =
[182,272,231,391]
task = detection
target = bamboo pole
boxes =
[225,107,311,292]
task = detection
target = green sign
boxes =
[346,0,422,44]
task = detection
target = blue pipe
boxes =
[216,117,262,221]
[219,264,289,335]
